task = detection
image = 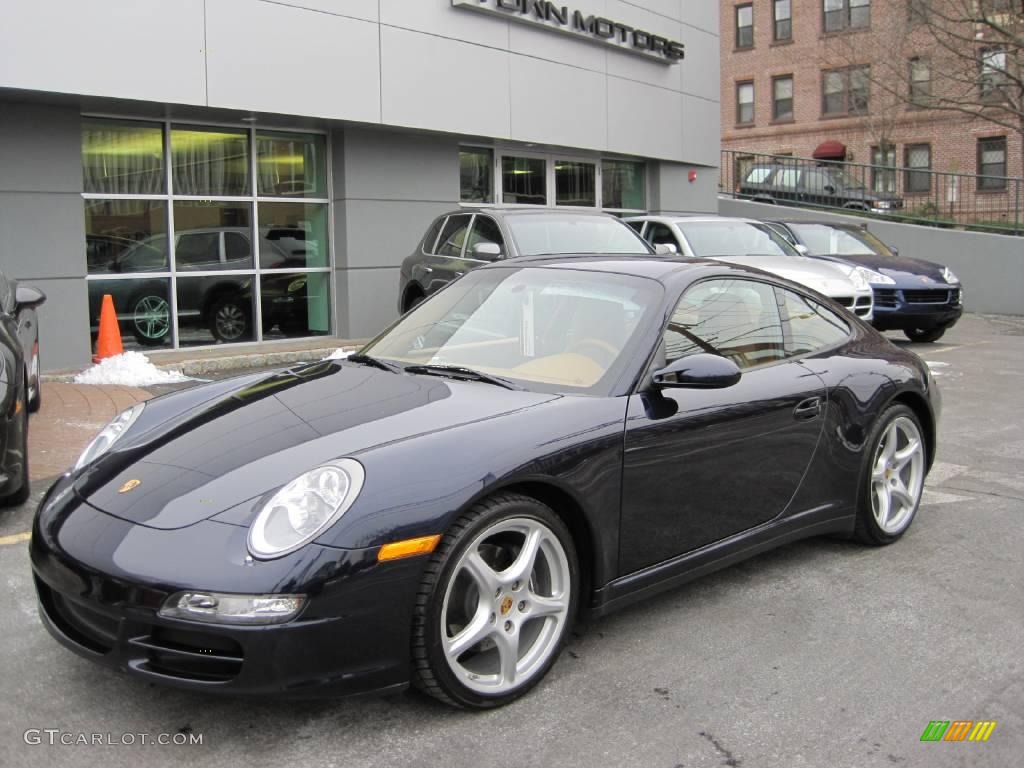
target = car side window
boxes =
[224,232,251,261]
[745,166,772,183]
[626,220,644,234]
[646,223,678,249]
[773,168,799,190]
[436,214,473,259]
[801,170,833,193]
[778,288,851,356]
[175,233,220,269]
[421,216,446,254]
[464,215,505,257]
[663,279,786,370]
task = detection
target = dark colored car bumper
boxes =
[870,286,964,331]
[30,477,423,698]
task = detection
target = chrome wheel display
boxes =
[440,517,571,696]
[870,416,925,534]
[212,300,248,341]
[133,296,170,341]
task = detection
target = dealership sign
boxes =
[451,0,685,64]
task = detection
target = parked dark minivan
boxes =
[738,162,903,214]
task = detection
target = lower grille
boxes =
[130,627,244,682]
[37,578,118,653]
[834,296,854,308]
[903,289,952,304]
[874,289,899,308]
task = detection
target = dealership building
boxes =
[1,0,720,371]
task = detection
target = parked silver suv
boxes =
[398,208,654,313]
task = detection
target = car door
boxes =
[426,213,474,296]
[618,277,826,574]
[799,169,839,209]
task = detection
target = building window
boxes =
[773,0,792,41]
[977,137,1007,190]
[602,160,646,210]
[554,160,596,207]
[871,145,896,194]
[904,143,932,193]
[908,0,930,24]
[822,66,870,115]
[908,57,932,107]
[772,76,794,121]
[459,147,494,203]
[501,156,547,205]
[824,0,870,33]
[82,119,331,350]
[736,4,754,48]
[980,48,1009,99]
[736,82,755,124]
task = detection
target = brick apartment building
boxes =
[719,0,1022,226]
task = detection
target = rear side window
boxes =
[745,167,773,184]
[646,223,678,248]
[626,220,644,234]
[421,217,446,254]
[465,215,505,256]
[773,168,799,190]
[779,288,850,355]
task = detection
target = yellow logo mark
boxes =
[118,479,141,494]
[500,596,513,616]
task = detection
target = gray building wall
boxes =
[0,103,91,370]
[720,199,1024,316]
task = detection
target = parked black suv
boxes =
[738,162,903,214]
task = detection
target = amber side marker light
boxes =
[378,535,442,562]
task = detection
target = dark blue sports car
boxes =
[766,220,962,343]
[32,255,939,708]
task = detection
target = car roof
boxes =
[625,214,765,226]
[437,207,617,219]
[769,219,865,230]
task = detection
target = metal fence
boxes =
[720,149,1023,236]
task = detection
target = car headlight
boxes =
[73,402,145,470]
[159,591,306,625]
[942,267,960,284]
[248,459,365,559]
[873,200,893,210]
[847,266,894,288]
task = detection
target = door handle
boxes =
[793,397,822,420]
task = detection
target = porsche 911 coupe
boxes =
[31,255,939,709]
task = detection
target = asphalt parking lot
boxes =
[1,313,1021,768]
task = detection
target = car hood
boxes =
[817,252,948,283]
[712,254,858,297]
[73,362,559,529]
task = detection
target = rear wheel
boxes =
[403,289,425,314]
[209,295,251,342]
[27,343,41,413]
[854,405,927,545]
[411,493,579,709]
[131,293,171,346]
[904,327,946,343]
[0,382,30,507]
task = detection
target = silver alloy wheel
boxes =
[214,302,246,340]
[871,416,925,534]
[440,517,572,696]
[134,296,170,340]
[28,348,39,402]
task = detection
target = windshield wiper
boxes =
[347,354,403,374]
[404,364,523,390]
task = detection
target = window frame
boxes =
[979,47,1010,100]
[736,80,756,125]
[871,144,896,194]
[908,57,932,108]
[81,114,334,350]
[903,143,932,194]
[977,136,1008,191]
[459,146,495,204]
[736,4,754,49]
[823,0,871,33]
[821,65,870,116]
[772,75,795,121]
[773,0,792,41]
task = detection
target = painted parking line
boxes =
[0,531,31,547]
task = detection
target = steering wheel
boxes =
[568,338,620,366]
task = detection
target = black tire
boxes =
[854,404,927,546]
[130,292,171,346]
[0,383,30,507]
[208,296,251,343]
[904,327,946,343]
[403,290,425,314]
[411,492,579,709]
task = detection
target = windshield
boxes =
[505,214,652,257]
[677,221,801,258]
[361,266,662,395]
[824,167,867,191]
[789,224,893,257]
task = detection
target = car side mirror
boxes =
[654,243,678,255]
[471,242,502,261]
[794,244,810,255]
[15,284,46,310]
[651,353,741,390]
[823,184,836,194]
[890,246,899,257]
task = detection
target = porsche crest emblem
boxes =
[118,479,142,494]
[500,596,514,616]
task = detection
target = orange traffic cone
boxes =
[93,294,124,363]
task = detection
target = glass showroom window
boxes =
[501,156,548,205]
[82,118,331,350]
[555,161,596,207]
[602,160,646,211]
[460,148,494,203]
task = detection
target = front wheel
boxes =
[904,327,946,343]
[854,405,927,545]
[208,296,251,342]
[411,493,579,709]
[131,293,171,346]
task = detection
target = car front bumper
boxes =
[870,285,963,331]
[30,476,424,698]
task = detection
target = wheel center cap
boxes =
[499,596,513,616]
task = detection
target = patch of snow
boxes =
[323,348,354,361]
[73,352,191,386]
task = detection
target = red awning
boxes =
[812,140,847,160]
